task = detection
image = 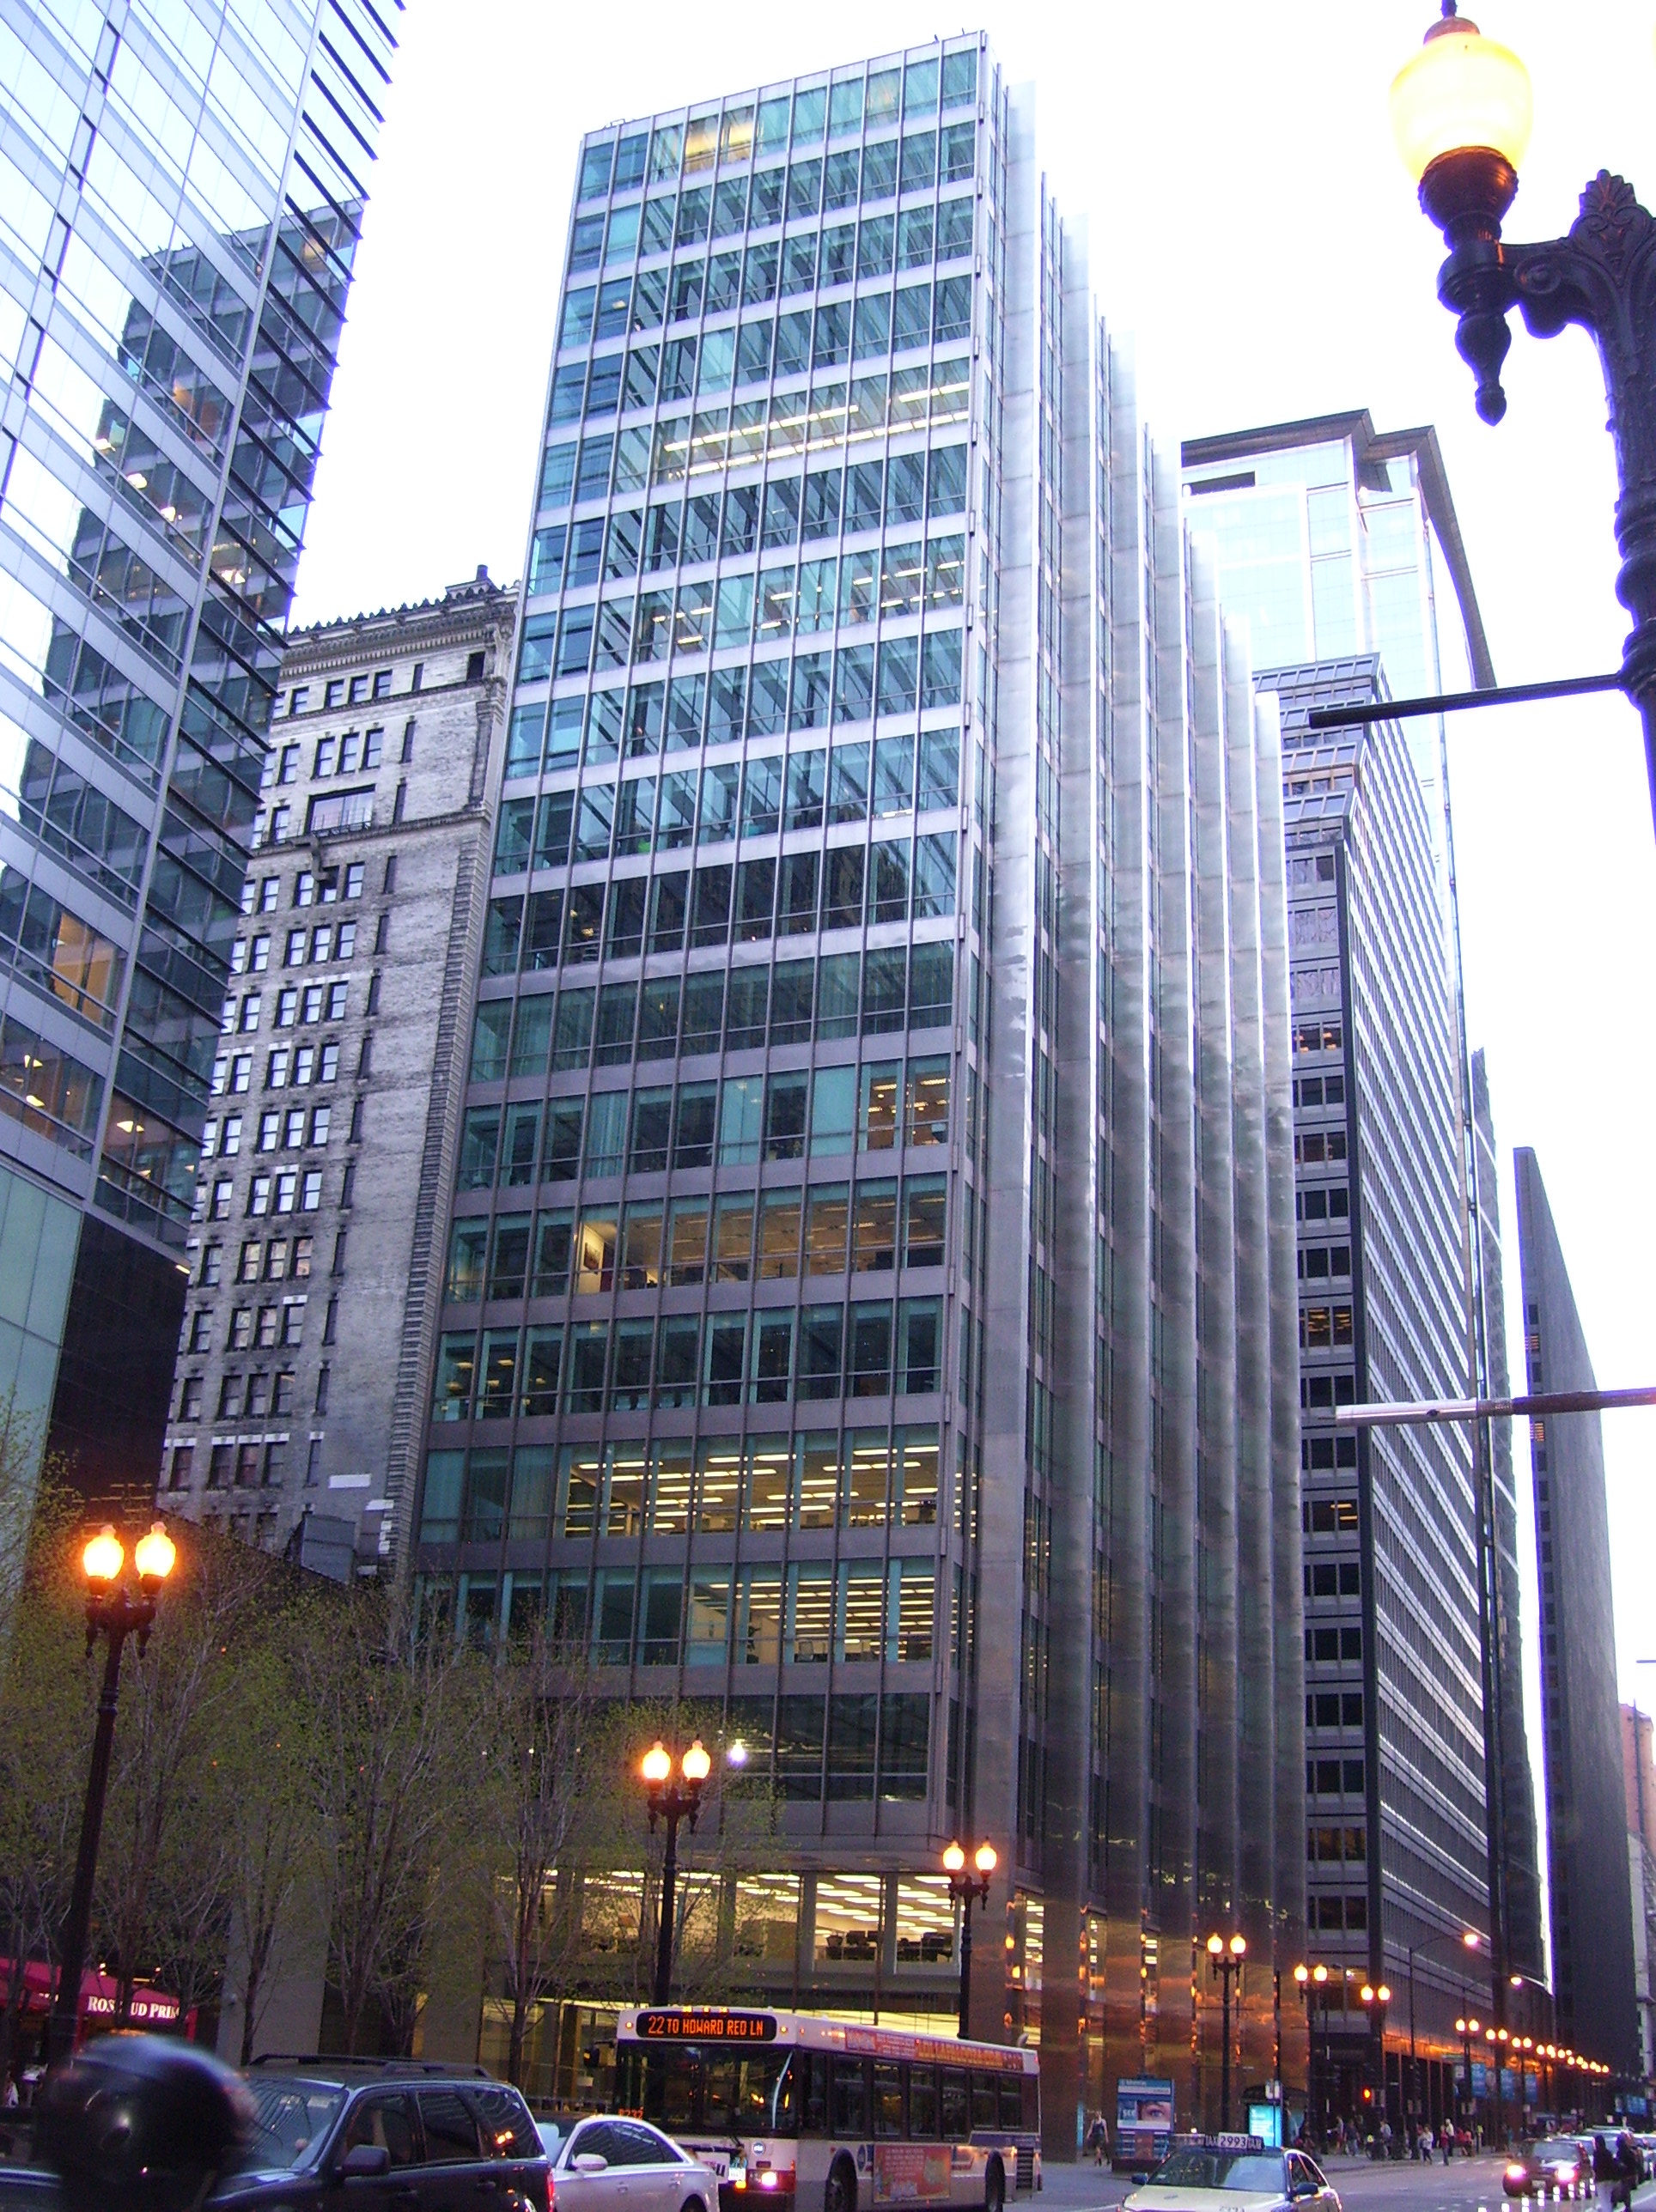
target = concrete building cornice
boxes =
[282,568,519,678]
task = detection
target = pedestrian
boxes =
[1087,2116,1107,2167]
[1611,2133,1641,2212]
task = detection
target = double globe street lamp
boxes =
[1390,3,1656,824]
[942,1840,996,2041]
[1359,1980,1392,2134]
[1207,1934,1247,2132]
[47,1520,177,2061]
[1294,1963,1333,2142]
[640,1737,715,2005]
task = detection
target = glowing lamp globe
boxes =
[1312,1965,1329,1985]
[1208,1934,1225,1958]
[1389,5,1532,186]
[680,1739,712,1784]
[1377,1984,1391,2003]
[134,1522,177,1583]
[1295,1966,1310,1987]
[642,1741,673,1785]
[82,1526,124,1583]
[1229,1934,1247,1958]
[973,1843,997,1876]
[943,1842,966,1873]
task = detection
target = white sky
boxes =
[294,3,1656,1739]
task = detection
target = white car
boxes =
[538,2115,721,2212]
[1124,2145,1342,2212]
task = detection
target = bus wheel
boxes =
[985,2159,1006,2212]
[825,2157,858,2212]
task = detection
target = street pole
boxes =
[1221,1970,1233,2134]
[47,1523,175,2063]
[50,1630,126,2063]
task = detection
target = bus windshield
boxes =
[621,2045,798,2137]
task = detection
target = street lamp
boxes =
[640,1738,712,2005]
[1295,1963,1334,2144]
[47,1520,177,2060]
[1360,1982,1392,2141]
[1407,1930,1480,2147]
[1455,2015,1482,2130]
[1391,2,1656,825]
[942,1840,996,2041]
[1207,1933,1247,2132]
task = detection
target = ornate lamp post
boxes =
[47,1521,177,2061]
[942,1840,996,2041]
[1359,1981,1392,2142]
[1391,3,1656,826]
[1455,2014,1482,2132]
[641,1738,712,2005]
[1207,1933,1247,2132]
[1294,1963,1333,2144]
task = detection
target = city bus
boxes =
[614,2007,1041,2212]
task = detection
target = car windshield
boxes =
[1151,2154,1286,2194]
[1537,2147,1578,2165]
[241,2079,347,2171]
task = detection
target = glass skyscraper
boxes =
[411,41,1305,2136]
[0,0,393,1520]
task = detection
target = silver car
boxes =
[539,2117,720,2212]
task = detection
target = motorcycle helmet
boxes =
[34,2032,253,2212]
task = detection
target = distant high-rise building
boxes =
[155,573,516,1576]
[1471,1050,1545,1988]
[1514,1150,1639,2075]
[1248,656,1487,2134]
[405,42,1303,2134]
[1622,1704,1656,2081]
[1181,411,1546,2124]
[0,1,395,1528]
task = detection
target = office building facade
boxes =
[407,42,1304,2134]
[0,0,393,1527]
[1249,658,1487,2129]
[155,571,515,1574]
[1514,1149,1639,2075]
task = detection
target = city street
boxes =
[1037,2160,1656,2212]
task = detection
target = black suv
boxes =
[227,2058,549,2207]
[0,2057,550,2209]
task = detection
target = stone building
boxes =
[156,571,515,1575]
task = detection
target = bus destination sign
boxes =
[636,2010,780,2042]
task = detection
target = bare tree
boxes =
[94,1524,275,2027]
[215,1608,320,2065]
[469,1626,618,2088]
[298,1590,459,2054]
[0,1474,90,2085]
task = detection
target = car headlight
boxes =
[1505,2166,1527,2184]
